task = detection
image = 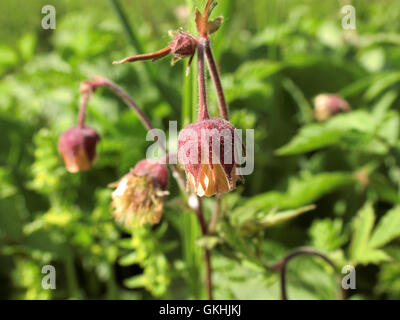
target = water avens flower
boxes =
[178,118,241,197]
[58,126,100,173]
[314,94,351,122]
[110,160,169,227]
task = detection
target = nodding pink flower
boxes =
[110,160,169,227]
[178,118,242,197]
[313,94,351,122]
[58,126,100,173]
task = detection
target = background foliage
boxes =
[1,0,400,299]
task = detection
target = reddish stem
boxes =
[204,40,229,120]
[270,247,340,300]
[197,39,210,121]
[77,91,91,128]
[113,46,171,65]
[76,76,187,193]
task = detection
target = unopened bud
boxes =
[314,94,351,122]
[169,32,198,59]
[58,126,100,173]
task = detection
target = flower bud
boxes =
[58,126,100,173]
[178,118,242,197]
[110,160,169,227]
[169,32,197,59]
[314,94,351,122]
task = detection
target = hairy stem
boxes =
[196,39,213,299]
[77,91,91,128]
[79,76,187,193]
[112,46,171,65]
[98,78,155,132]
[270,247,341,300]
[197,39,210,121]
[204,40,229,120]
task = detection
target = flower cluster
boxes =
[58,0,244,230]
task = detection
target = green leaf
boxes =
[277,111,376,155]
[372,90,398,125]
[196,235,221,250]
[17,33,36,61]
[309,218,348,252]
[356,249,391,265]
[276,125,344,155]
[119,252,138,266]
[223,60,282,101]
[350,203,375,262]
[219,221,258,264]
[281,77,313,124]
[364,72,400,101]
[124,275,147,289]
[240,205,316,235]
[238,172,353,213]
[369,206,400,249]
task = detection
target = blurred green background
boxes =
[1,0,400,300]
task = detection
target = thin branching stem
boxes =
[270,247,342,300]
[204,40,229,120]
[77,91,91,128]
[78,76,187,193]
[197,39,210,121]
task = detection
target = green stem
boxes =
[65,249,81,299]
[109,0,179,111]
[109,0,145,54]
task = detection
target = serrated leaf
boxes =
[309,218,348,252]
[369,206,400,249]
[350,203,375,262]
